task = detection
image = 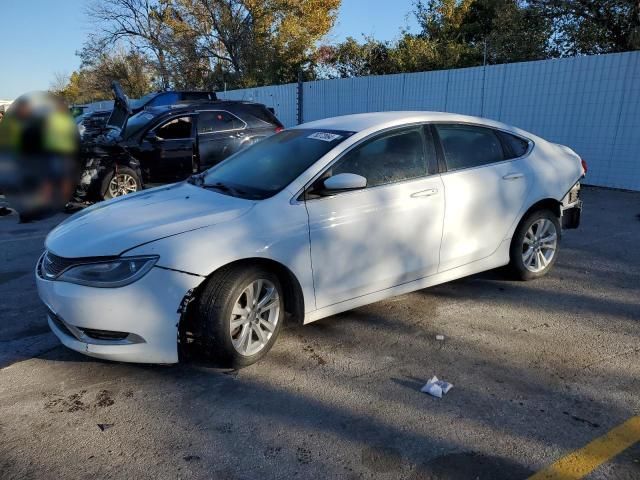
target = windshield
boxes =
[123,111,155,138]
[201,129,353,199]
[129,92,157,110]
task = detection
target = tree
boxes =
[459,0,554,63]
[317,0,564,79]
[50,72,71,95]
[316,37,396,78]
[86,0,176,88]
[531,0,640,55]
[173,0,341,88]
[53,50,154,104]
[82,0,340,90]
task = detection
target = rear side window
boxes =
[435,124,504,171]
[155,116,192,139]
[198,111,244,134]
[498,131,530,159]
[244,105,283,127]
[331,128,427,188]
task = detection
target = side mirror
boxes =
[323,173,367,192]
[144,131,159,142]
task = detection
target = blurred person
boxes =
[0,92,79,222]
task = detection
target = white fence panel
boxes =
[218,83,297,127]
[217,52,640,190]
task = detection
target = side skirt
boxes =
[303,239,511,324]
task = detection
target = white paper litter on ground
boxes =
[420,376,453,398]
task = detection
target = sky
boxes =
[0,0,419,100]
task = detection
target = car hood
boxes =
[104,80,132,132]
[46,183,255,258]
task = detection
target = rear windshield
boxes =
[202,129,352,199]
[244,104,283,127]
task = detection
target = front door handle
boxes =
[411,188,439,198]
[503,173,524,181]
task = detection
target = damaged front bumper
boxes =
[36,261,203,364]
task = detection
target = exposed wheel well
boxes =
[195,258,305,324]
[509,198,561,252]
[520,198,561,224]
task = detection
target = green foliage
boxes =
[52,0,640,94]
[531,0,640,55]
[318,0,639,79]
[52,50,154,105]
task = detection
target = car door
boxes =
[138,115,196,184]
[304,126,445,308]
[196,110,247,171]
[434,123,532,272]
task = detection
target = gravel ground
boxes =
[0,186,639,480]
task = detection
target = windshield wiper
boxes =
[188,173,205,186]
[202,181,247,197]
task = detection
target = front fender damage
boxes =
[75,153,142,201]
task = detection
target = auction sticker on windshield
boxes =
[307,132,343,142]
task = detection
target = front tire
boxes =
[509,209,561,280]
[194,266,284,368]
[101,167,140,200]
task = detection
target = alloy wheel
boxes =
[108,173,138,197]
[522,218,557,273]
[229,279,280,356]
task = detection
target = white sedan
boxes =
[36,112,585,366]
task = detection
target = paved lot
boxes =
[1,187,639,479]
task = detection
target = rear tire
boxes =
[509,209,561,281]
[194,265,284,368]
[101,167,140,200]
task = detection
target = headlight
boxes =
[58,256,158,288]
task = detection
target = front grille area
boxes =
[41,251,77,278]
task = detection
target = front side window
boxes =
[155,116,192,140]
[436,124,504,171]
[197,111,244,134]
[330,128,427,188]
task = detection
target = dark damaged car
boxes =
[79,87,218,142]
[77,87,284,201]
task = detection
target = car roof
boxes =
[150,90,216,95]
[292,111,528,136]
[142,100,266,116]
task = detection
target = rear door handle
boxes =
[411,188,438,198]
[503,173,524,181]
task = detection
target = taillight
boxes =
[580,158,588,175]
[275,126,284,133]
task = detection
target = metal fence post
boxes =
[297,70,304,125]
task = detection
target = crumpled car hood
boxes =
[46,183,255,258]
